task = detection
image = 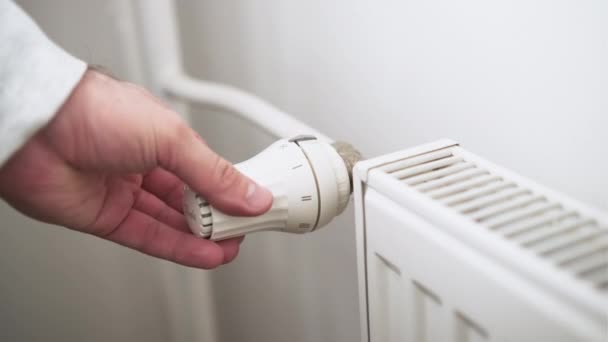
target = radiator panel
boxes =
[364,189,600,341]
[354,140,608,342]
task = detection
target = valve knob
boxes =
[183,136,357,240]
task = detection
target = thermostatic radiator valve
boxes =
[183,135,361,240]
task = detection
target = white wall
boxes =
[176,1,607,341]
[179,0,607,210]
[1,1,606,342]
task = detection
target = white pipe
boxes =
[133,0,331,142]
[162,73,333,143]
[131,0,183,86]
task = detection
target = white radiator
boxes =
[353,140,608,342]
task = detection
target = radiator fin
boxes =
[413,281,443,342]
[380,147,608,293]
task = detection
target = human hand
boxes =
[0,70,273,268]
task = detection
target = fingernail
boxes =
[246,182,272,212]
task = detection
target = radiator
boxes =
[353,140,607,342]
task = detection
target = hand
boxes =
[0,70,273,269]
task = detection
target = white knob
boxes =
[183,136,353,240]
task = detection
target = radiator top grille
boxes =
[379,147,608,293]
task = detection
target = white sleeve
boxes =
[0,0,86,165]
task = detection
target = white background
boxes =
[1,1,606,341]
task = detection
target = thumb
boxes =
[156,122,273,216]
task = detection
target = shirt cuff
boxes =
[0,0,87,166]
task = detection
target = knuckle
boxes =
[156,120,190,170]
[139,219,163,254]
[170,120,191,141]
[170,234,188,264]
[153,204,171,224]
[212,157,242,192]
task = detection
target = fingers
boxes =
[216,238,242,264]
[132,188,189,232]
[142,168,184,212]
[155,122,273,216]
[104,209,241,268]
[137,173,247,261]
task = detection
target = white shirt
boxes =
[0,0,86,166]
